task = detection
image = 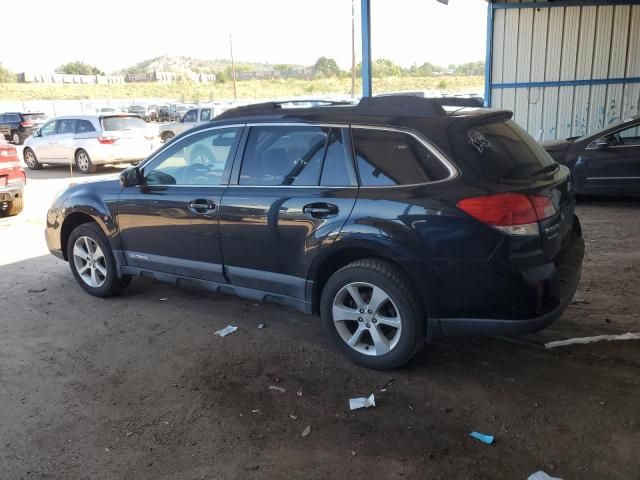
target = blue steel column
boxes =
[484,2,494,107]
[361,0,372,97]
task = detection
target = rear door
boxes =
[53,118,77,161]
[219,124,358,299]
[117,125,243,281]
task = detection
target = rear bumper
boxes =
[0,183,24,202]
[422,217,585,340]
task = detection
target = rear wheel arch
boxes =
[309,245,425,316]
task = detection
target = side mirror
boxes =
[594,138,610,149]
[120,166,142,187]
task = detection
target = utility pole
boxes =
[229,33,237,100]
[351,0,356,97]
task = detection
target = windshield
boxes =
[101,116,147,131]
[463,120,556,182]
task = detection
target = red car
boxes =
[0,137,25,216]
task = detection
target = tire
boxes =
[320,259,426,369]
[67,222,131,297]
[75,149,96,174]
[161,131,175,143]
[11,131,21,145]
[23,148,42,170]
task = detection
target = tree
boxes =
[56,61,104,76]
[0,63,16,83]
[313,57,342,78]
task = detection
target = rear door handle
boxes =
[188,199,216,213]
[303,202,339,219]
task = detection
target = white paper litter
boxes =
[527,471,562,480]
[349,393,376,411]
[301,425,311,437]
[268,385,286,393]
[545,332,640,349]
[214,325,238,337]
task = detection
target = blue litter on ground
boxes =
[470,431,494,444]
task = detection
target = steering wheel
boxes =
[181,162,212,185]
[189,146,217,165]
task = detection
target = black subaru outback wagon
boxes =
[45,97,584,369]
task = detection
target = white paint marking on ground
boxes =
[545,332,640,349]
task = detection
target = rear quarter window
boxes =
[463,120,555,182]
[352,128,450,186]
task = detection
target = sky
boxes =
[1,0,487,73]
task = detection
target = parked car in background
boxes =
[127,105,149,121]
[146,105,159,122]
[157,105,171,122]
[541,115,640,197]
[23,115,157,174]
[158,104,231,143]
[45,97,584,369]
[0,137,25,216]
[0,112,48,145]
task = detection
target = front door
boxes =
[32,120,58,160]
[219,125,358,299]
[579,122,640,195]
[117,126,243,282]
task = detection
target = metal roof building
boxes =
[360,0,640,140]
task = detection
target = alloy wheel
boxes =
[332,282,402,356]
[25,150,36,168]
[72,236,107,288]
[77,152,90,172]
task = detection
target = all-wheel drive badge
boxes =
[468,130,491,153]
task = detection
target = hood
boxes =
[540,138,575,152]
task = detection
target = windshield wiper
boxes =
[530,163,560,177]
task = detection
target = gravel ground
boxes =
[1,165,639,479]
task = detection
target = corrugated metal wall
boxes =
[490,1,640,140]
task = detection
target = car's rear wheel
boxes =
[67,223,131,297]
[320,259,426,369]
[75,149,96,174]
[23,148,42,170]
[11,131,21,145]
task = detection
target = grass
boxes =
[0,76,484,101]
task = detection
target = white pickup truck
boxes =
[158,104,233,143]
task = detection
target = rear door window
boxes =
[101,116,146,131]
[353,128,449,186]
[200,109,211,121]
[240,125,342,186]
[57,119,77,134]
[463,120,556,182]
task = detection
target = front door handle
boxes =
[303,202,339,219]
[188,199,216,213]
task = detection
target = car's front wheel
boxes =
[321,259,426,369]
[67,223,131,297]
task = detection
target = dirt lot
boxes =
[1,165,639,479]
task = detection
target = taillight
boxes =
[457,193,556,236]
[98,136,118,144]
[20,120,33,127]
[0,147,17,157]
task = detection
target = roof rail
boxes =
[216,96,447,120]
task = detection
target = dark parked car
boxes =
[0,112,47,145]
[541,115,640,197]
[44,97,584,369]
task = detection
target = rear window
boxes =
[23,113,47,122]
[464,120,555,182]
[101,116,146,131]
